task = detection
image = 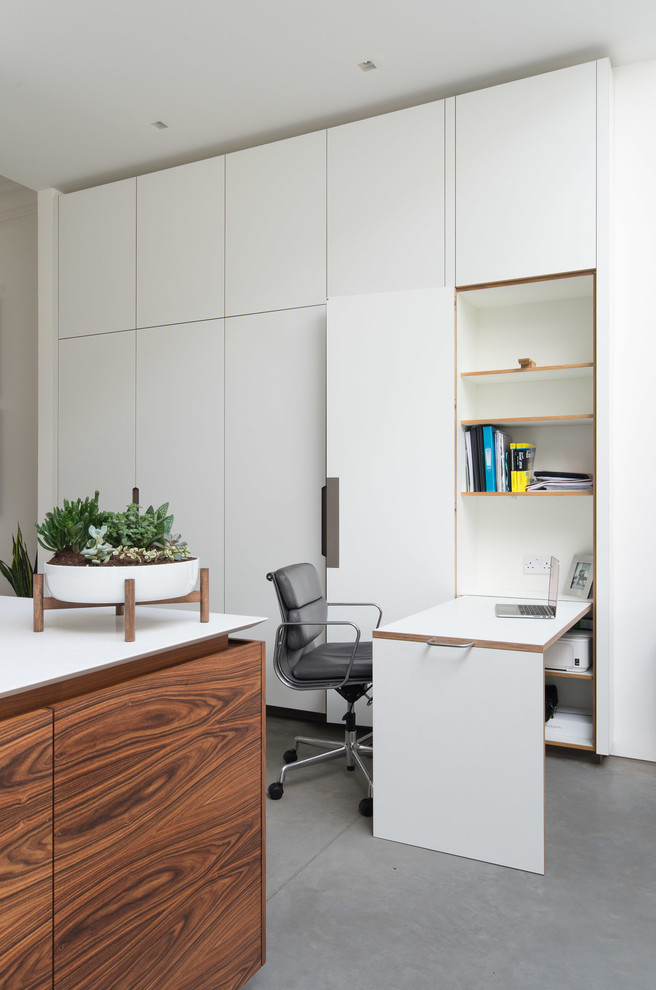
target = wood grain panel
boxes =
[52,641,265,990]
[0,709,53,990]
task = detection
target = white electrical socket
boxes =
[524,556,551,574]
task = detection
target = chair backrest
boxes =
[269,562,328,650]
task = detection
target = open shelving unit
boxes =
[455,271,596,751]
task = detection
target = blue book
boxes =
[482,425,497,492]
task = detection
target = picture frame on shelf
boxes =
[565,554,593,599]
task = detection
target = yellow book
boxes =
[510,443,536,492]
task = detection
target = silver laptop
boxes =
[495,557,559,618]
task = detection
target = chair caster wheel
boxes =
[268,782,284,800]
[347,764,355,772]
[283,749,298,763]
[359,797,373,817]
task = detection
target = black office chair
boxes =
[266,562,382,816]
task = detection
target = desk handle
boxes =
[426,639,475,649]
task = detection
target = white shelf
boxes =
[545,707,593,747]
[461,363,593,386]
[461,414,593,428]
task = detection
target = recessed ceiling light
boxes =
[151,120,168,130]
[358,60,377,72]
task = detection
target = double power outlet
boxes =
[523,556,551,574]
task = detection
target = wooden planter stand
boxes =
[33,567,210,642]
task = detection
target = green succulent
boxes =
[36,492,106,554]
[0,523,37,597]
[80,524,115,564]
[103,502,175,551]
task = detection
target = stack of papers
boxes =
[527,471,593,491]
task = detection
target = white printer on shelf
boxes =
[544,630,592,672]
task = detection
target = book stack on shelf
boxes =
[527,472,593,491]
[464,426,538,493]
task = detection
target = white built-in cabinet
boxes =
[325,288,456,724]
[58,331,136,507]
[58,321,226,610]
[455,272,604,753]
[455,61,599,285]
[224,306,327,712]
[53,57,612,743]
[135,320,225,609]
[136,158,225,327]
[327,102,446,295]
[225,131,326,316]
[59,178,136,336]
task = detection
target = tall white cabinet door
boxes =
[327,102,445,296]
[225,132,326,316]
[58,331,136,507]
[455,61,597,285]
[59,179,136,337]
[135,320,225,610]
[225,307,326,713]
[326,289,456,723]
[136,158,225,328]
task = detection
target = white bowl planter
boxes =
[44,558,200,604]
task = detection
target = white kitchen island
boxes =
[372,595,591,874]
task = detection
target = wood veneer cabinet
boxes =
[0,636,265,990]
[0,710,53,990]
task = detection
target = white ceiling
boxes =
[2,0,656,193]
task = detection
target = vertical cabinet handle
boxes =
[322,477,340,568]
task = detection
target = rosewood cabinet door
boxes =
[0,709,53,990]
[52,641,265,990]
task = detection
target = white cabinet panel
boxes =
[58,332,136,507]
[326,289,456,723]
[225,307,326,712]
[59,179,136,337]
[137,158,225,328]
[135,320,225,610]
[225,132,326,316]
[455,61,597,285]
[328,102,445,295]
[373,637,545,873]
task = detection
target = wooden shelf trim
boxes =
[460,413,593,427]
[461,362,593,384]
[461,490,593,497]
[545,738,595,752]
[545,669,593,680]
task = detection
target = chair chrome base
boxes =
[268,703,373,814]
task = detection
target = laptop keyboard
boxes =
[518,604,552,616]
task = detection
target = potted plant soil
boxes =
[37,492,199,603]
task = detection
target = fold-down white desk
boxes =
[372,595,591,874]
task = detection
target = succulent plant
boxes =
[103,502,174,551]
[0,523,38,597]
[36,492,193,566]
[36,492,106,554]
[80,524,115,564]
[157,532,192,561]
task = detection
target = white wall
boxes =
[0,181,38,594]
[611,59,656,762]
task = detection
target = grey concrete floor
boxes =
[245,714,656,990]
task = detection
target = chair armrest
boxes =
[327,601,383,629]
[274,619,363,687]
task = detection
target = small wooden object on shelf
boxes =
[518,357,537,369]
[33,568,210,642]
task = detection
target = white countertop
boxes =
[0,596,266,699]
[373,595,591,652]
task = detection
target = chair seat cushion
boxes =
[291,641,373,682]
